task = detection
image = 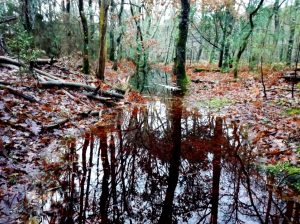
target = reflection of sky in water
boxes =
[31,99,299,224]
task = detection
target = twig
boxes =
[260,57,267,98]
[292,41,300,98]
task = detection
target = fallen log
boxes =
[283,71,300,82]
[0,63,20,70]
[0,56,23,67]
[83,92,117,107]
[193,68,220,73]
[42,118,69,130]
[39,80,124,99]
[0,55,125,99]
[0,84,38,103]
[191,79,215,84]
[268,87,300,92]
[30,58,57,66]
[0,56,58,68]
[0,81,10,85]
[34,68,64,81]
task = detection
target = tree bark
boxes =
[158,98,182,224]
[112,0,124,70]
[97,0,110,80]
[173,0,190,91]
[23,0,32,31]
[78,0,90,74]
[109,0,116,62]
[286,0,299,66]
[233,0,264,79]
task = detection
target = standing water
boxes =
[5,70,300,223]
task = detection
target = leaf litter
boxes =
[0,61,299,222]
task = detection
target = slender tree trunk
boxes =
[78,0,90,74]
[112,0,124,70]
[66,0,70,13]
[158,98,182,224]
[173,0,190,90]
[109,0,116,61]
[164,23,175,65]
[129,0,147,90]
[78,134,90,224]
[99,129,110,224]
[233,0,264,79]
[89,0,94,39]
[23,0,32,32]
[97,0,109,80]
[218,36,225,68]
[209,38,217,64]
[286,0,299,66]
[273,0,280,47]
[210,117,223,224]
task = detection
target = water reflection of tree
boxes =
[38,100,299,224]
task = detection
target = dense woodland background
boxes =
[0,0,299,81]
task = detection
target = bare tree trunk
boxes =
[23,0,32,31]
[173,0,190,91]
[78,0,90,74]
[273,0,280,47]
[233,0,264,79]
[210,117,223,224]
[97,0,109,80]
[99,129,110,224]
[158,98,182,224]
[109,0,116,62]
[66,0,70,13]
[286,0,299,66]
[164,24,175,65]
[112,0,124,71]
[78,134,90,224]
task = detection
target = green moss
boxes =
[194,68,206,72]
[177,75,190,93]
[267,162,300,191]
[286,108,300,115]
[296,83,300,90]
[266,162,300,175]
[198,97,231,110]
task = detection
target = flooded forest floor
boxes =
[0,59,300,223]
